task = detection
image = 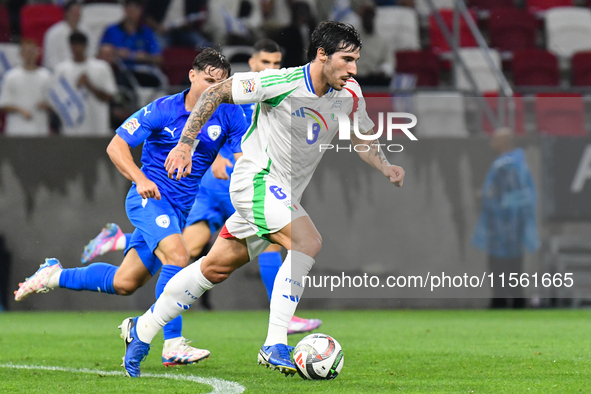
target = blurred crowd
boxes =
[0,0,409,136]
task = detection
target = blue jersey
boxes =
[199,103,252,191]
[116,90,247,213]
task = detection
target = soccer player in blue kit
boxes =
[14,48,247,368]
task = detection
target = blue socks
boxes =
[258,251,283,301]
[58,263,117,294]
[157,265,184,340]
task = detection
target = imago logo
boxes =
[308,112,418,153]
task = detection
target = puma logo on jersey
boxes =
[164,127,176,138]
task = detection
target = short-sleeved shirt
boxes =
[0,66,52,136]
[230,63,374,200]
[51,58,117,136]
[116,89,247,214]
[100,23,161,67]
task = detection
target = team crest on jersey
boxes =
[208,125,221,141]
[156,214,170,228]
[122,118,140,135]
[241,78,256,94]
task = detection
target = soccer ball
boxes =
[292,333,344,380]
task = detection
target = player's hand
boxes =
[77,74,90,88]
[19,108,33,120]
[383,165,405,187]
[136,178,161,200]
[212,156,233,180]
[165,144,192,181]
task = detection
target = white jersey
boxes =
[0,66,52,136]
[51,58,117,136]
[231,63,374,201]
[42,21,94,71]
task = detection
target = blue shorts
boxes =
[185,186,236,234]
[124,184,187,276]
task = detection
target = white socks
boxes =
[264,250,315,346]
[136,258,214,344]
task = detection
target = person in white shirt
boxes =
[0,39,52,136]
[43,0,93,71]
[51,31,117,136]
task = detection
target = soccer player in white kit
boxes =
[120,21,405,377]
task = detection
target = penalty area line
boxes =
[0,363,245,394]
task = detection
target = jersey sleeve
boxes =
[115,100,162,148]
[225,105,248,154]
[231,67,301,105]
[345,79,375,135]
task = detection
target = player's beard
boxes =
[324,61,350,91]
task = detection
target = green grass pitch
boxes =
[0,309,590,393]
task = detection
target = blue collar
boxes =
[304,64,315,94]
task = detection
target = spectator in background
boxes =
[329,0,361,31]
[43,0,92,71]
[279,1,316,68]
[354,0,394,86]
[472,128,540,309]
[99,0,163,88]
[50,32,117,136]
[0,39,52,136]
[143,0,211,49]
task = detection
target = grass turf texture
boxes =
[0,310,589,393]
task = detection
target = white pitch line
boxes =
[0,363,245,394]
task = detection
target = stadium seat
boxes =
[534,93,586,136]
[81,3,124,58]
[572,51,591,86]
[20,4,64,47]
[527,0,573,13]
[395,50,440,87]
[545,7,591,59]
[161,47,200,86]
[415,0,455,18]
[454,48,502,92]
[429,9,478,54]
[0,5,10,42]
[375,6,420,51]
[512,49,559,86]
[488,8,537,52]
[0,43,22,84]
[412,92,469,137]
[482,93,526,135]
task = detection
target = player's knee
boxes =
[162,248,190,268]
[113,279,140,295]
[293,233,322,258]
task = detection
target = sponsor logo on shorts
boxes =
[142,198,148,207]
[122,118,140,135]
[156,214,170,228]
[208,125,221,141]
[241,78,256,94]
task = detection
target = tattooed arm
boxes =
[351,130,405,187]
[165,78,234,180]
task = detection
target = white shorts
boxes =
[224,159,308,259]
